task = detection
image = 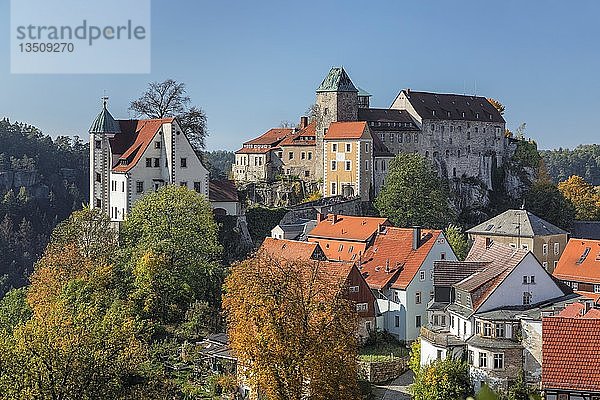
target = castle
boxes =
[234,67,510,201]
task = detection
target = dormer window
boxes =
[155,141,161,149]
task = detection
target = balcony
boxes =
[420,326,465,348]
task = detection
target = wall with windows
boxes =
[279,144,316,180]
[468,345,523,392]
[323,137,372,200]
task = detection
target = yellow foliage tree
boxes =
[223,254,360,400]
[558,175,600,220]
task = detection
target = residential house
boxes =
[553,238,600,298]
[277,118,317,180]
[260,237,326,261]
[233,127,292,182]
[467,209,569,273]
[271,218,316,241]
[209,179,242,216]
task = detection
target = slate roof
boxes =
[399,90,505,123]
[209,180,238,203]
[553,238,600,284]
[316,67,358,92]
[571,221,600,240]
[324,121,368,140]
[372,133,394,157]
[358,108,418,131]
[542,316,600,391]
[467,209,568,238]
[89,101,121,134]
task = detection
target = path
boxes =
[373,369,414,400]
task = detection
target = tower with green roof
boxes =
[89,97,121,214]
[314,67,359,181]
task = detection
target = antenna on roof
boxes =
[521,199,526,210]
[474,80,478,96]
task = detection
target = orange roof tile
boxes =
[360,227,442,290]
[542,316,600,391]
[244,128,293,146]
[259,238,322,261]
[279,121,316,147]
[583,308,600,319]
[307,214,390,242]
[311,239,367,262]
[324,121,368,140]
[553,239,600,284]
[558,302,585,318]
[576,291,600,305]
[112,118,174,173]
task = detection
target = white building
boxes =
[89,99,209,221]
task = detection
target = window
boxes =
[530,275,535,284]
[356,303,368,312]
[308,152,312,160]
[495,324,505,338]
[180,181,187,188]
[543,243,548,255]
[154,141,161,149]
[554,243,560,255]
[437,350,443,360]
[365,160,370,170]
[398,134,403,143]
[332,143,338,152]
[420,271,425,281]
[95,172,101,182]
[301,152,306,160]
[366,321,372,331]
[304,170,310,177]
[457,293,462,302]
[365,143,370,153]
[483,323,492,337]
[136,181,144,193]
[121,182,125,192]
[476,322,481,334]
[451,315,455,328]
[594,284,600,294]
[523,291,532,305]
[479,352,487,368]
[394,315,400,327]
[289,152,294,160]
[416,315,422,328]
[414,133,418,143]
[523,275,528,284]
[554,260,558,270]
[345,143,351,152]
[440,252,446,260]
[415,292,421,304]
[345,161,351,171]
[180,158,187,168]
[543,261,548,269]
[331,160,337,171]
[493,353,504,369]
[193,182,202,193]
[154,158,160,167]
[468,350,474,365]
[349,286,359,293]
[330,182,337,196]
[95,140,101,149]
[145,157,152,167]
[572,282,579,291]
[522,243,529,250]
[430,290,434,300]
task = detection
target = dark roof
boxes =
[209,180,239,203]
[316,67,358,92]
[467,335,523,350]
[372,133,394,157]
[358,108,419,131]
[571,221,600,240]
[89,101,121,134]
[467,209,568,238]
[400,90,505,123]
[433,260,489,287]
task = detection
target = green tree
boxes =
[375,153,453,228]
[525,181,575,230]
[411,356,473,400]
[445,225,470,261]
[0,288,31,333]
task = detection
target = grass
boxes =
[358,341,409,362]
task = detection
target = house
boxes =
[553,238,600,296]
[420,238,568,392]
[209,179,242,216]
[306,214,390,262]
[542,311,600,399]
[259,237,326,261]
[233,127,292,182]
[277,118,317,180]
[467,209,569,273]
[271,218,316,241]
[359,226,456,342]
[89,99,209,221]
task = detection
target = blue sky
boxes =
[1,0,599,151]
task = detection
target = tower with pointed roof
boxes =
[89,97,121,215]
[314,67,359,181]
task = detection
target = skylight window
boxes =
[577,247,591,264]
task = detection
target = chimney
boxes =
[317,212,325,223]
[485,237,493,249]
[331,214,338,224]
[300,116,309,129]
[412,226,422,250]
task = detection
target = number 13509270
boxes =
[18,42,74,52]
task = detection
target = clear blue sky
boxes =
[1,0,599,151]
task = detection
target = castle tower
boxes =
[314,67,359,181]
[89,97,121,214]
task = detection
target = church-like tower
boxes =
[89,98,121,214]
[314,67,359,181]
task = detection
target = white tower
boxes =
[89,97,121,214]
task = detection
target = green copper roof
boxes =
[357,87,371,97]
[316,67,358,93]
[89,99,121,134]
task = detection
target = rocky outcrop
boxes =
[0,170,50,199]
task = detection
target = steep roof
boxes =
[399,90,505,123]
[360,228,442,290]
[324,121,368,140]
[236,128,293,154]
[112,118,174,173]
[316,67,358,93]
[308,214,390,242]
[553,239,600,284]
[542,316,600,391]
[433,260,490,287]
[89,101,121,134]
[467,209,568,238]
[209,180,238,203]
[372,133,394,157]
[278,121,316,147]
[259,238,323,261]
[558,302,585,318]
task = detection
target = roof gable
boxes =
[324,121,369,140]
[316,67,358,93]
[259,238,324,261]
[209,180,239,203]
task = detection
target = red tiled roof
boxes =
[112,118,174,173]
[558,302,585,318]
[312,239,367,262]
[244,128,293,147]
[235,146,274,154]
[542,316,600,391]
[209,180,238,203]
[308,214,390,242]
[279,121,316,147]
[583,308,600,319]
[324,121,368,140]
[259,238,322,261]
[360,228,442,290]
[553,238,600,284]
[576,291,600,305]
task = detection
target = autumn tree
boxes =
[375,153,454,228]
[224,253,360,400]
[487,98,505,115]
[445,225,470,261]
[558,175,600,220]
[411,355,473,400]
[130,79,208,151]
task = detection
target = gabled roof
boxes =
[112,118,174,173]
[558,302,585,318]
[324,121,369,140]
[467,209,567,238]
[542,316,600,391]
[433,260,490,287]
[372,132,394,157]
[553,239,600,284]
[308,214,390,242]
[316,67,358,93]
[398,90,505,123]
[89,101,121,134]
[209,180,238,203]
[259,238,324,261]
[360,228,442,290]
[278,121,316,147]
[236,128,293,154]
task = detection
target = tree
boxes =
[487,98,505,115]
[558,175,600,220]
[130,79,208,151]
[445,225,470,261]
[375,153,454,228]
[224,253,360,400]
[525,181,575,230]
[411,356,473,400]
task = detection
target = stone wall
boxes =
[358,357,409,383]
